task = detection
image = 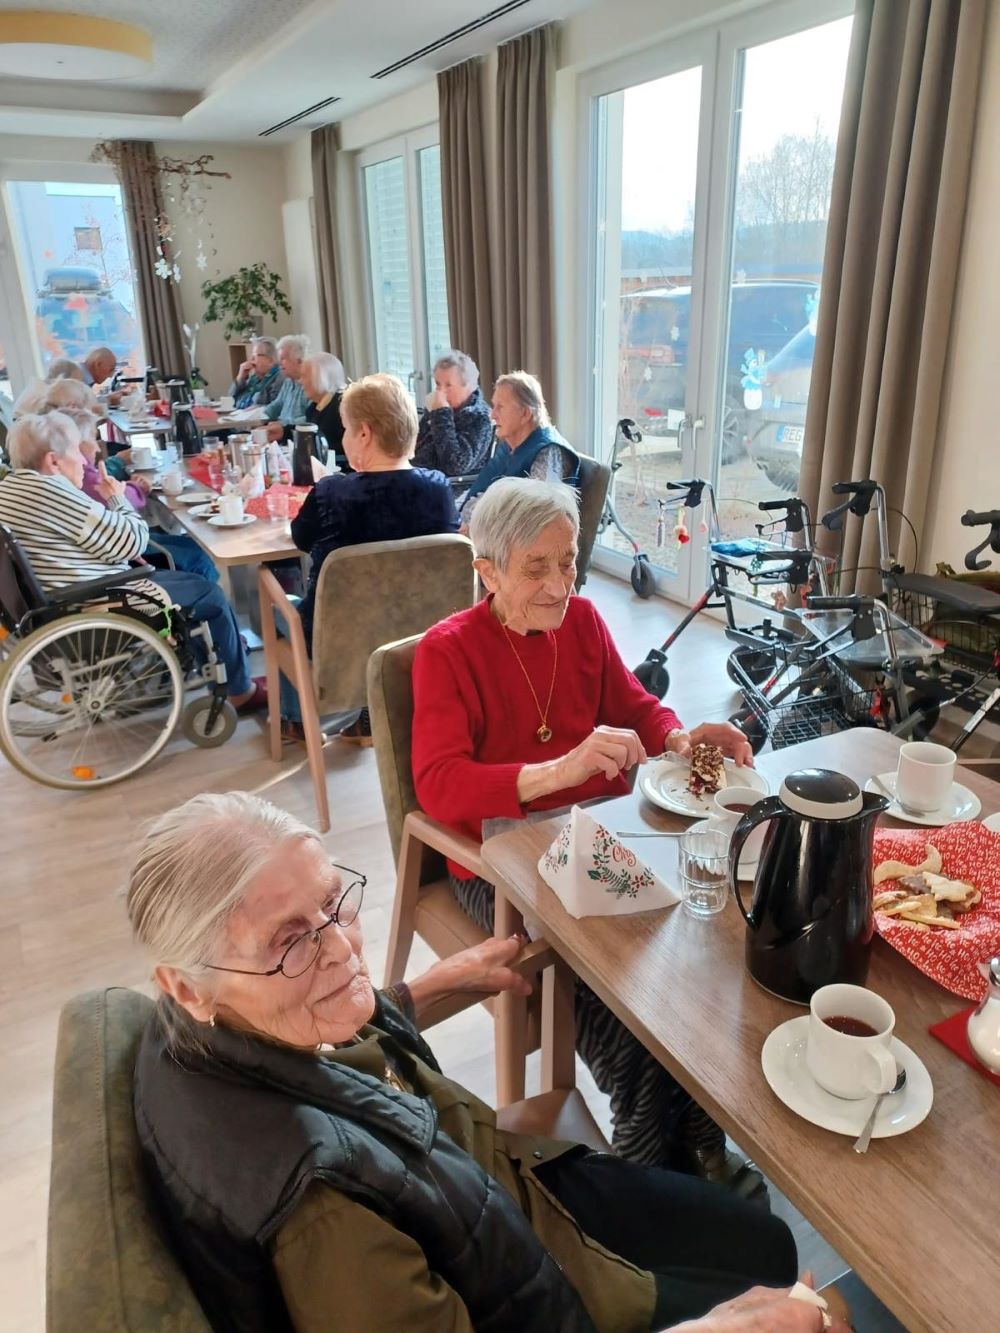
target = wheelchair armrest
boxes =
[46,565,157,606]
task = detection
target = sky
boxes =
[618,15,854,235]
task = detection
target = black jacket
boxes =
[413,386,493,476]
[134,994,595,1333]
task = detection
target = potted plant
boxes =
[201,263,292,342]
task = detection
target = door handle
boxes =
[691,415,705,458]
[676,412,693,454]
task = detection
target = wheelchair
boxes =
[0,524,238,789]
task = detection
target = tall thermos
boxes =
[173,403,203,457]
[292,423,319,486]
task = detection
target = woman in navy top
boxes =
[280,373,459,739]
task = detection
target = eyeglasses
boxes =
[203,865,366,980]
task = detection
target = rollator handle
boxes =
[805,594,872,612]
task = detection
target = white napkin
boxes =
[538,805,682,919]
[788,1283,831,1328]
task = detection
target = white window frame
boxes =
[357,123,447,398]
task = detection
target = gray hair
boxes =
[494,370,550,428]
[434,349,479,389]
[251,336,278,362]
[46,357,84,381]
[42,402,100,444]
[8,411,82,470]
[277,333,310,363]
[469,477,579,571]
[40,376,99,412]
[304,351,346,395]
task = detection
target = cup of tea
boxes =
[711,787,769,863]
[218,493,244,524]
[895,741,956,814]
[130,443,156,470]
[219,395,235,411]
[806,983,897,1100]
[161,469,185,497]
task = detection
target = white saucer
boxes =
[639,754,768,818]
[693,816,758,880]
[982,812,1000,834]
[761,1015,933,1138]
[174,490,215,505]
[864,772,981,825]
[207,513,256,528]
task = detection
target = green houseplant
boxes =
[200,263,292,342]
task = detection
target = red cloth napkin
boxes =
[186,456,215,490]
[929,1005,1000,1086]
[244,485,309,521]
[873,821,1000,1000]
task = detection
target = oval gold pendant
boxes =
[536,725,553,743]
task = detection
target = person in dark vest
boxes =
[129,791,834,1333]
[459,370,580,526]
[275,372,458,743]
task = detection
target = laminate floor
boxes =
[0,571,873,1330]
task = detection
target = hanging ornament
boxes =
[674,519,690,547]
[698,519,708,534]
[655,505,665,548]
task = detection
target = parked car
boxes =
[35,266,137,372]
[620,280,818,460]
[751,323,815,492]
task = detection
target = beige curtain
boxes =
[800,0,987,585]
[311,125,346,361]
[495,24,556,413]
[117,141,186,375]
[439,58,496,395]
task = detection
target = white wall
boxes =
[924,1,1000,572]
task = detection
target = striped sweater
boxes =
[0,469,149,590]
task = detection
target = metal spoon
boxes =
[869,772,924,819]
[853,1066,907,1154]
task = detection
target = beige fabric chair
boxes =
[48,985,602,1331]
[259,533,475,831]
[575,454,612,591]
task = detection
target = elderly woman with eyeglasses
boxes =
[129,791,834,1333]
[230,336,282,409]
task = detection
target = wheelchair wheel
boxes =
[630,555,655,599]
[0,612,183,789]
[181,695,238,748]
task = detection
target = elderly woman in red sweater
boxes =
[412,477,759,1194]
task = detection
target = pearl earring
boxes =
[209,1013,216,1028]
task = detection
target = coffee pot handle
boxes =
[729,795,785,928]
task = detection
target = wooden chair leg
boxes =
[382,828,424,986]
[297,664,329,832]
[540,958,577,1093]
[495,889,528,1107]
[257,572,283,763]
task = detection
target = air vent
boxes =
[259,95,341,138]
[371,0,532,79]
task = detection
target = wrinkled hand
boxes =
[426,936,533,999]
[131,473,153,495]
[95,461,126,503]
[556,726,647,788]
[425,387,449,412]
[671,1283,848,1333]
[238,359,253,379]
[266,421,285,443]
[671,720,754,768]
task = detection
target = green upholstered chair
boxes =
[575,455,612,591]
[47,987,210,1332]
[259,532,476,831]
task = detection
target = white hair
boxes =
[251,336,278,361]
[46,357,85,381]
[277,333,310,362]
[469,478,579,571]
[494,370,549,428]
[40,376,99,412]
[304,351,346,395]
[434,349,479,389]
[8,411,82,470]
[12,378,49,418]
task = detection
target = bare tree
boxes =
[735,121,837,230]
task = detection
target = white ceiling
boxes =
[0,0,598,143]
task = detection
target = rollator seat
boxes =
[894,572,1000,616]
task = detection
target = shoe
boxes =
[279,717,305,744]
[234,677,268,715]
[338,709,372,747]
[688,1142,770,1207]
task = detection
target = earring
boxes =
[209,1013,216,1028]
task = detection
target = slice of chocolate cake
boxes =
[688,742,726,795]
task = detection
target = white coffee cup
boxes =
[251,426,269,448]
[218,493,244,524]
[895,741,956,814]
[131,443,156,470]
[193,388,207,405]
[806,983,897,1100]
[219,395,235,411]
[161,469,185,497]
[711,787,769,863]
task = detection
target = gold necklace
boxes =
[499,620,558,743]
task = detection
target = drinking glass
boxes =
[679,828,730,917]
[266,489,291,521]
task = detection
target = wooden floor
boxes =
[1,570,860,1330]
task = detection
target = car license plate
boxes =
[777,424,804,446]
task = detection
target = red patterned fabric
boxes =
[873,822,1000,1000]
[244,485,309,520]
[929,1005,1000,1087]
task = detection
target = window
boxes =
[3,179,144,379]
[360,128,451,396]
[586,6,852,600]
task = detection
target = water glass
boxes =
[266,489,291,521]
[679,828,730,918]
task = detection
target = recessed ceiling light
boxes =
[0,10,153,80]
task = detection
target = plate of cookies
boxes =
[872,822,1000,999]
[639,742,768,818]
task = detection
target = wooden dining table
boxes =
[481,729,1000,1333]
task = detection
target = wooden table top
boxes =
[481,730,1000,1333]
[148,488,300,569]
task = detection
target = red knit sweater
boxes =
[412,596,683,877]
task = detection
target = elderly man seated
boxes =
[0,412,265,714]
[413,349,493,477]
[459,370,577,525]
[264,334,311,440]
[230,336,282,409]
